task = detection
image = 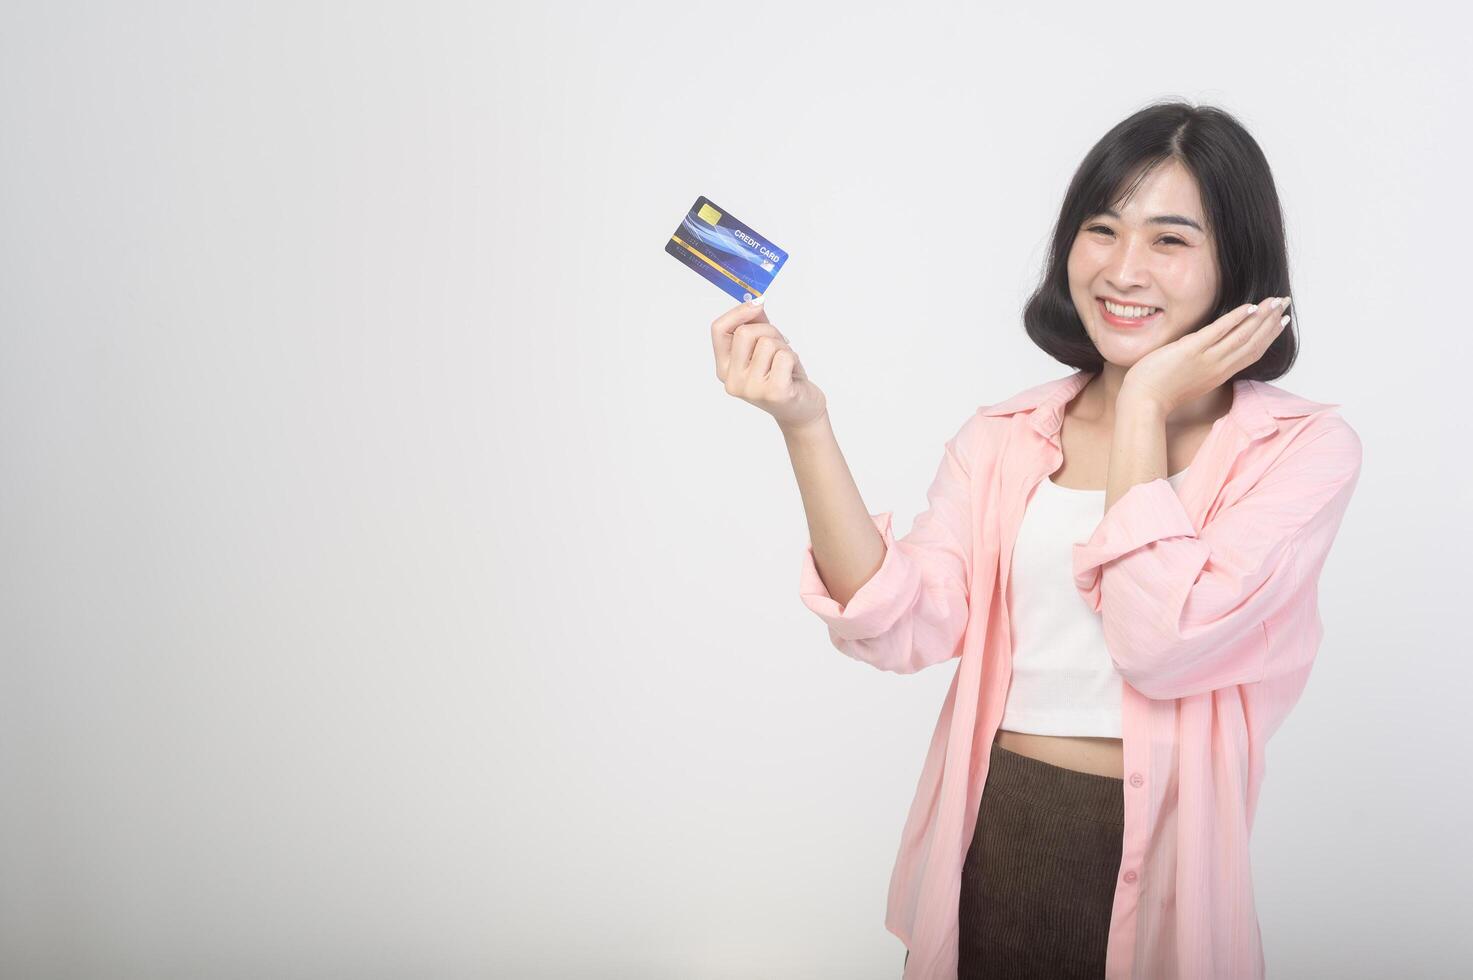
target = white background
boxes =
[2,2,1468,977]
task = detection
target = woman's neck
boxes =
[1076,367,1234,430]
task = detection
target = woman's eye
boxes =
[1086,225,1184,246]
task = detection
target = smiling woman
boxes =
[1024,106,1298,381]
[1068,161,1224,353]
[790,100,1357,980]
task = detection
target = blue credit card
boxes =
[665,195,788,303]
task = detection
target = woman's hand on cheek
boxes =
[1122,297,1291,412]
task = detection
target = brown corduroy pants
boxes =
[901,741,1124,978]
[960,740,1123,977]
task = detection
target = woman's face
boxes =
[1067,160,1221,367]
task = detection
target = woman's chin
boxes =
[1091,332,1164,362]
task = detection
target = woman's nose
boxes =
[1103,240,1153,286]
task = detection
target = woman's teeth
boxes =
[1103,299,1159,318]
[1098,298,1163,326]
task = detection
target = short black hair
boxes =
[1023,99,1297,381]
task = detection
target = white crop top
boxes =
[999,466,1190,738]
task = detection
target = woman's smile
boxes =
[1096,296,1165,328]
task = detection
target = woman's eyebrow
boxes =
[1096,207,1204,232]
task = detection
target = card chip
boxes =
[697,203,722,226]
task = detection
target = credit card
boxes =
[665,195,788,303]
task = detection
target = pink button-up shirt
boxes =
[798,368,1363,979]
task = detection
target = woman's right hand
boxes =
[711,298,828,432]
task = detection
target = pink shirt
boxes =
[798,369,1363,979]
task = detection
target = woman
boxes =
[710,101,1362,978]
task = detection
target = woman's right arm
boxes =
[780,413,885,610]
[712,298,975,674]
[789,412,979,674]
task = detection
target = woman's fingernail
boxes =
[750,294,765,306]
[1282,296,1292,311]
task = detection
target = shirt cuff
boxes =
[798,511,921,641]
[1071,477,1203,613]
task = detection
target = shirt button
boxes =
[1129,772,1144,787]
[1123,870,1138,883]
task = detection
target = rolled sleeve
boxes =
[798,511,922,642]
[1071,417,1362,699]
[1070,478,1202,615]
[796,412,982,674]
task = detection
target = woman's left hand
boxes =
[1122,296,1292,413]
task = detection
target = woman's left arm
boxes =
[1072,405,1363,700]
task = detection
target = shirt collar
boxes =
[980,369,1340,442]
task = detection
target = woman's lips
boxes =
[1097,297,1163,328]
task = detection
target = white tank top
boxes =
[1000,466,1190,738]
